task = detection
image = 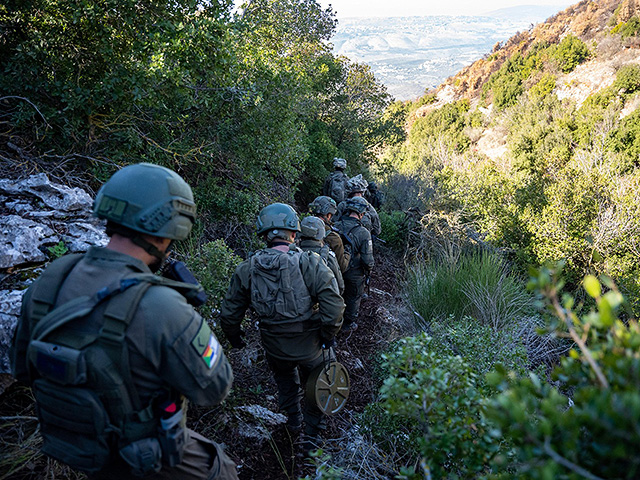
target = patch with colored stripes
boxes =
[191,320,220,369]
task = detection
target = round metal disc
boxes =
[309,361,350,415]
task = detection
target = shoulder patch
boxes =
[191,320,221,369]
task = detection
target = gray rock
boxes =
[0,174,93,212]
[234,405,287,442]
[64,222,108,252]
[0,215,59,268]
[0,290,24,373]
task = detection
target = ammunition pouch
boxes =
[33,378,115,474]
[29,340,87,386]
[119,438,162,477]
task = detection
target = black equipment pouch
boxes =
[158,405,187,467]
[29,340,87,386]
[33,378,114,474]
[119,438,163,477]
[161,260,208,307]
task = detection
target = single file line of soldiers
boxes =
[10,158,384,479]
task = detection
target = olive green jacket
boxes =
[298,239,344,294]
[219,245,344,362]
[11,247,233,408]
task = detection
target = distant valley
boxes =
[331,5,569,100]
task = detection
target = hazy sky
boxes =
[317,0,577,18]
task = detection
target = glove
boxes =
[227,331,246,349]
[320,336,335,349]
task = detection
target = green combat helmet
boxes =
[300,216,326,241]
[345,196,368,214]
[333,157,347,170]
[94,163,196,240]
[309,196,338,216]
[256,203,301,235]
[346,174,368,195]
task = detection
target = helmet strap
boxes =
[106,221,167,263]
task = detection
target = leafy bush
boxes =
[551,35,590,73]
[378,210,409,252]
[485,267,640,479]
[377,334,499,478]
[183,239,242,321]
[611,15,640,39]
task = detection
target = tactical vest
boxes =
[250,249,313,326]
[25,254,200,475]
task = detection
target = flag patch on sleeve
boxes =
[192,320,221,369]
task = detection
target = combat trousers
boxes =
[266,349,336,436]
[342,269,366,327]
[90,430,238,480]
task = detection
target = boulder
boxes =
[0,290,24,373]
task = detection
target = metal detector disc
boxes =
[307,361,350,415]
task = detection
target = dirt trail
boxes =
[202,247,410,480]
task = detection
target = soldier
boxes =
[365,181,384,209]
[335,196,374,333]
[322,157,350,204]
[219,203,344,454]
[308,195,350,273]
[337,174,382,237]
[10,163,238,479]
[298,216,344,295]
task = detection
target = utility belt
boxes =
[259,318,319,334]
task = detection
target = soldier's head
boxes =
[308,195,337,223]
[368,181,378,192]
[300,216,326,242]
[333,157,347,171]
[346,174,368,198]
[94,163,196,267]
[345,196,368,219]
[256,203,300,244]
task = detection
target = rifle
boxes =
[372,235,387,245]
[365,273,371,297]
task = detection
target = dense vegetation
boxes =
[2,0,640,479]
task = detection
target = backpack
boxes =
[250,249,313,326]
[25,254,200,475]
[337,224,359,269]
[326,171,349,203]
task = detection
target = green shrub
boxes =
[485,267,640,479]
[551,35,590,73]
[611,15,640,39]
[613,63,640,95]
[378,210,409,251]
[184,239,242,321]
[377,333,499,478]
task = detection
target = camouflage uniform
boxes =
[335,215,374,330]
[11,247,238,480]
[220,244,344,437]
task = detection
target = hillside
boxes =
[435,0,638,103]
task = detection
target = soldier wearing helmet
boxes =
[219,203,344,454]
[11,163,238,479]
[337,174,382,237]
[308,195,350,273]
[298,216,344,294]
[322,157,350,204]
[334,196,374,333]
[365,181,384,209]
